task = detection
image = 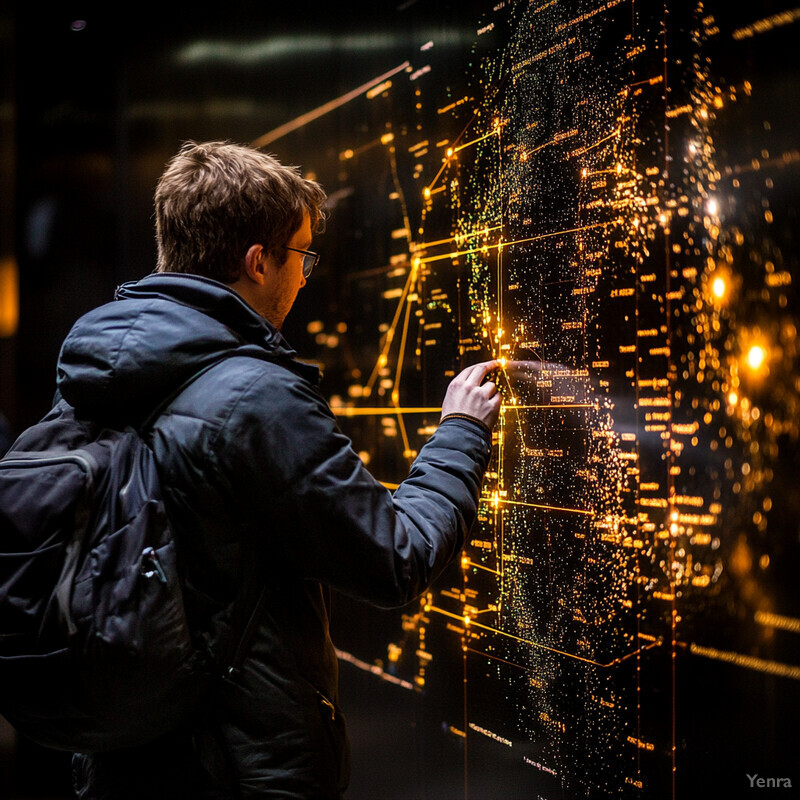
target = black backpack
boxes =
[0,366,263,753]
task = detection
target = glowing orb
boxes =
[746,344,766,370]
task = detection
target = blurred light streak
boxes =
[335,648,416,690]
[0,257,19,338]
[251,62,410,148]
[732,8,800,41]
[688,643,800,680]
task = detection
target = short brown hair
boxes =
[154,140,327,282]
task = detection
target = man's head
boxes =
[154,140,327,284]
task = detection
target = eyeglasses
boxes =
[283,246,320,278]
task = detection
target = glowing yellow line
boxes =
[485,497,595,516]
[251,62,411,147]
[525,131,579,157]
[335,648,415,690]
[754,610,800,634]
[425,156,451,197]
[417,225,503,251]
[392,280,415,458]
[578,127,621,154]
[463,560,502,576]
[454,126,500,153]
[465,647,527,671]
[418,245,486,265]
[689,643,800,680]
[505,220,612,248]
[427,606,655,667]
[364,266,416,392]
[506,403,595,410]
[396,411,412,460]
[732,8,800,41]
[333,402,590,418]
[333,406,440,416]
[418,221,611,265]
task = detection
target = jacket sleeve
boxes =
[218,365,493,609]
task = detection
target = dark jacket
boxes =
[58,273,492,799]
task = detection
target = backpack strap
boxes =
[139,350,272,677]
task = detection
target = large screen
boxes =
[10,1,799,797]
[258,2,800,797]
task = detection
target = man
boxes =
[58,140,500,798]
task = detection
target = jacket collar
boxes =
[115,272,293,357]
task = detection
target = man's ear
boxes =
[243,244,268,285]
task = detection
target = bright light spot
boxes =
[707,198,719,216]
[728,391,738,406]
[746,344,766,370]
[711,276,726,299]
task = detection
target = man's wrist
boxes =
[439,412,493,439]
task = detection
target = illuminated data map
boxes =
[259,1,800,797]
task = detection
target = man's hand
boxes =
[440,360,502,431]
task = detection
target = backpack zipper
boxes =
[2,450,98,637]
[1,450,97,491]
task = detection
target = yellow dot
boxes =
[746,345,765,370]
[711,276,726,299]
